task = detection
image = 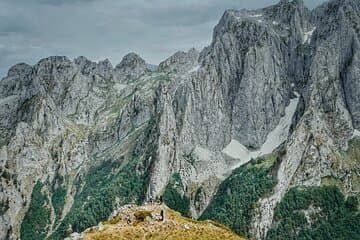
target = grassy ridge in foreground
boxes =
[82,204,246,240]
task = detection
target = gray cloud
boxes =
[0,0,327,77]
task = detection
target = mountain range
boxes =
[1,0,360,239]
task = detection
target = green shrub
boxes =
[1,169,11,181]
[20,182,51,240]
[0,199,9,215]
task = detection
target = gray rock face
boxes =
[250,0,360,238]
[1,0,360,240]
[158,48,200,74]
[114,52,148,82]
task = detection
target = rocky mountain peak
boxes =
[6,63,33,78]
[116,52,146,70]
[263,0,310,31]
[278,0,304,5]
[114,52,148,82]
[74,56,113,77]
[74,56,95,74]
[270,0,306,14]
[32,56,74,81]
[158,48,200,73]
[74,56,90,65]
[36,56,72,67]
[98,58,113,69]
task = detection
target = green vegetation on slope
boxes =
[0,198,9,215]
[51,156,147,239]
[51,186,67,222]
[163,173,190,217]
[200,149,284,237]
[267,186,360,240]
[20,181,51,240]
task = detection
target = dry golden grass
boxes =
[82,204,246,240]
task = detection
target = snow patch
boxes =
[223,93,300,169]
[222,140,249,159]
[249,14,263,18]
[259,94,299,155]
[272,21,279,25]
[188,65,200,74]
[303,27,316,44]
[223,140,259,168]
[0,95,17,105]
[353,129,360,138]
[235,13,263,21]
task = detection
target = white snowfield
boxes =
[223,92,300,169]
[222,140,258,168]
[234,12,263,21]
[353,129,360,137]
[249,14,263,18]
[303,27,316,44]
[188,65,200,74]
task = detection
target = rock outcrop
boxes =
[66,203,246,240]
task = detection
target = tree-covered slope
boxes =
[200,149,285,237]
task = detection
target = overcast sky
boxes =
[0,0,327,77]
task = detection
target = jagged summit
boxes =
[116,52,146,69]
[74,56,113,76]
[158,48,200,73]
[114,52,148,81]
[35,56,72,69]
[74,56,91,65]
[278,0,304,4]
[6,63,32,78]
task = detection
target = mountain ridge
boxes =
[1,0,360,239]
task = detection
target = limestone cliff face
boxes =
[250,0,360,238]
[0,54,160,239]
[1,0,360,240]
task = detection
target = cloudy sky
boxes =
[0,0,327,77]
